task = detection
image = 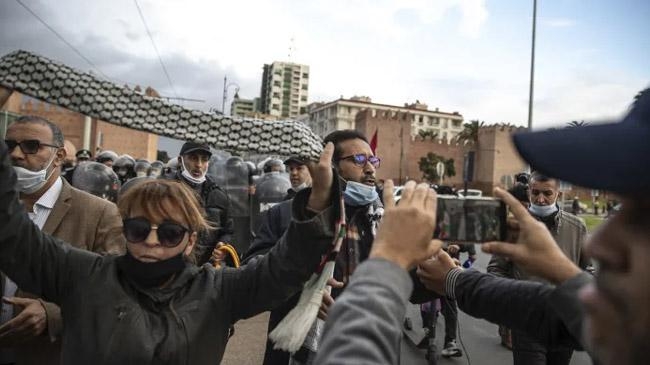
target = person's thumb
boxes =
[2,297,30,307]
[327,277,344,288]
[482,241,518,259]
[425,239,443,258]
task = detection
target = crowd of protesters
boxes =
[0,87,648,365]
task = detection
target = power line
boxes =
[14,0,110,80]
[133,0,178,98]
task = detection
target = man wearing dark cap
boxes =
[317,88,650,365]
[170,141,233,265]
[284,156,312,200]
[75,149,92,162]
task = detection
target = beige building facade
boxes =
[306,96,464,142]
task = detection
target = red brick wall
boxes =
[355,111,531,195]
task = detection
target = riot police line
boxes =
[67,149,292,254]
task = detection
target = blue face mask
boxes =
[529,203,558,217]
[343,181,379,206]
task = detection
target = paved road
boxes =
[222,248,593,364]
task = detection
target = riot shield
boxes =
[222,156,252,253]
[250,172,291,234]
[71,162,121,202]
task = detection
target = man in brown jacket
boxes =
[1,116,125,365]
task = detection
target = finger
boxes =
[494,188,535,226]
[410,182,430,209]
[424,187,437,216]
[0,312,26,337]
[426,239,443,258]
[482,241,517,259]
[2,297,28,306]
[400,181,417,205]
[326,278,344,288]
[322,293,335,306]
[383,180,395,209]
[317,310,328,321]
[320,142,334,167]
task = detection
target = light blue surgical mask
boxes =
[529,203,558,217]
[343,181,378,206]
[13,153,57,194]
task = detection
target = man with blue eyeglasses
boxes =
[296,130,428,365]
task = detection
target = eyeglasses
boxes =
[338,154,381,168]
[5,139,61,154]
[122,217,190,247]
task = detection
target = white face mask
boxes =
[180,158,207,184]
[292,182,309,192]
[529,203,558,217]
[13,152,57,194]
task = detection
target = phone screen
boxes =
[434,195,507,243]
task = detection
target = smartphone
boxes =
[434,195,507,243]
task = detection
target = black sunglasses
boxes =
[5,139,61,154]
[122,217,190,247]
[338,154,381,168]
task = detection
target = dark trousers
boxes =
[440,297,458,343]
[512,329,573,365]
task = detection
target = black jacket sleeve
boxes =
[453,269,585,350]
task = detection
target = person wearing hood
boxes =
[487,171,591,365]
[1,116,124,365]
[169,141,233,265]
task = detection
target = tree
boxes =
[567,120,589,128]
[418,152,456,182]
[456,120,485,144]
[418,129,438,140]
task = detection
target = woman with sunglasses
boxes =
[0,140,337,364]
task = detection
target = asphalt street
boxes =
[222,248,593,365]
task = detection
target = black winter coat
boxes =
[0,140,334,365]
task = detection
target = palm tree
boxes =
[456,120,484,145]
[418,129,438,141]
[567,120,589,128]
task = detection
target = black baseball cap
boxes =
[513,88,650,194]
[284,156,306,166]
[179,141,212,157]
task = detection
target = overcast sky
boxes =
[1,0,648,134]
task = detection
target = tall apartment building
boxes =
[306,96,464,142]
[259,61,309,118]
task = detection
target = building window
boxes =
[300,96,307,102]
[301,84,308,90]
[272,104,279,110]
[442,119,448,128]
[419,116,423,123]
[273,81,281,87]
[302,73,309,79]
[452,120,462,128]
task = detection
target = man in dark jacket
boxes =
[171,141,233,265]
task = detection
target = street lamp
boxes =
[222,76,240,115]
[527,0,537,131]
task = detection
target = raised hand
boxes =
[369,180,442,270]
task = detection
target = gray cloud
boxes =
[0,1,259,113]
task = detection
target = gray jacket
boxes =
[316,262,593,365]
[488,209,590,282]
[316,258,414,365]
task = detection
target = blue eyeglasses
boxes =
[338,154,381,168]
